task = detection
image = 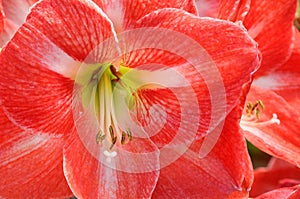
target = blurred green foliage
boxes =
[247,141,271,168]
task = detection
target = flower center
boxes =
[75,61,169,163]
[76,62,135,159]
[95,65,133,149]
[240,100,280,127]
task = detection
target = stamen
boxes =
[241,113,281,127]
[241,100,280,128]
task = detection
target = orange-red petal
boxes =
[0,25,75,135]
[0,106,72,198]
[25,0,116,61]
[243,0,297,76]
[255,186,300,199]
[0,0,37,46]
[0,0,4,34]
[250,158,300,197]
[257,28,300,108]
[135,8,260,122]
[152,108,253,198]
[195,0,220,17]
[218,0,251,22]
[63,129,160,199]
[101,0,197,31]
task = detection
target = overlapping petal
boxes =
[195,0,219,17]
[243,0,297,76]
[0,0,37,46]
[0,105,72,198]
[0,0,4,34]
[254,28,300,109]
[197,0,297,76]
[121,9,258,198]
[135,8,260,121]
[255,186,300,199]
[241,86,300,167]
[2,0,37,28]
[100,0,197,31]
[152,108,253,198]
[218,0,250,22]
[250,158,300,197]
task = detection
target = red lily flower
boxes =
[241,27,300,167]
[250,158,300,198]
[0,0,260,198]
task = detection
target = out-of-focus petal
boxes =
[250,158,300,197]
[255,186,300,199]
[195,0,219,17]
[0,0,37,46]
[0,106,72,198]
[243,0,297,76]
[101,0,197,31]
[2,0,37,28]
[0,0,4,34]
[241,86,300,167]
[278,27,300,73]
[218,0,251,22]
[255,28,300,108]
